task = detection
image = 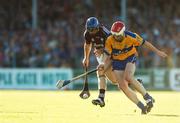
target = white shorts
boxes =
[96,53,106,64]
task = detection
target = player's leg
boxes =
[113,70,147,114]
[92,53,107,107]
[91,69,106,107]
[104,65,117,84]
[114,70,139,104]
[125,63,147,95]
[104,66,143,86]
[125,62,154,113]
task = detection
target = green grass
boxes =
[0,90,180,123]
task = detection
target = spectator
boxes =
[0,0,179,68]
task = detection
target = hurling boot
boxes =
[92,98,105,107]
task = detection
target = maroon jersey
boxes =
[84,26,111,49]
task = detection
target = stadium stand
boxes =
[0,0,179,68]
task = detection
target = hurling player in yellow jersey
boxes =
[100,21,167,114]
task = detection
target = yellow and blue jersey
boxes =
[105,31,145,61]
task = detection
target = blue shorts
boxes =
[112,55,137,70]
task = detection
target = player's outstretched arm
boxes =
[143,41,168,58]
[82,42,92,67]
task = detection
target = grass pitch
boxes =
[0,90,180,123]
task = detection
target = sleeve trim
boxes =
[141,39,146,45]
[104,49,111,56]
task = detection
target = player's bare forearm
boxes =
[144,41,159,53]
[143,41,167,58]
[84,43,92,59]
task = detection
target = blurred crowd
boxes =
[0,0,179,68]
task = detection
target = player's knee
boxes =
[118,80,128,90]
[110,77,118,84]
[125,74,133,83]
[110,80,118,85]
[97,68,105,75]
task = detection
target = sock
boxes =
[143,93,152,100]
[137,101,145,110]
[98,89,105,101]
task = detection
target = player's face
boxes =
[88,27,99,34]
[113,34,124,42]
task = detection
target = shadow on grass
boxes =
[150,114,180,117]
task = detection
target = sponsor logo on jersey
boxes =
[100,38,104,41]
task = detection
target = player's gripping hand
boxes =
[82,57,89,68]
